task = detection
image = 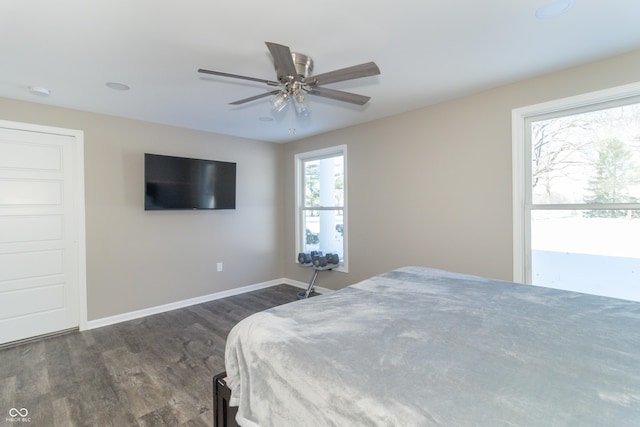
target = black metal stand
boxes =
[297,266,332,299]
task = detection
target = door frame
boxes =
[0,119,88,332]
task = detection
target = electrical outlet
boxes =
[217,262,223,272]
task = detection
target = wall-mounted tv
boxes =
[144,153,236,210]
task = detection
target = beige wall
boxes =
[0,98,284,320]
[3,49,640,319]
[283,50,640,289]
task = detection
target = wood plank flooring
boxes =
[0,284,303,426]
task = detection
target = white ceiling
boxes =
[2,0,640,143]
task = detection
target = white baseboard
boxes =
[84,278,332,331]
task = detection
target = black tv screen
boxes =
[144,153,236,210]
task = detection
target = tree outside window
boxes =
[525,100,640,301]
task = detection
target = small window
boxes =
[295,146,347,271]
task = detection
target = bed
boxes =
[224,266,640,426]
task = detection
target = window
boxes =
[513,83,640,302]
[295,145,347,271]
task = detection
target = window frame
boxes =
[294,145,348,272]
[512,81,640,284]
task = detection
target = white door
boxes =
[0,121,86,345]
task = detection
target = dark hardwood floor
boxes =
[0,284,303,426]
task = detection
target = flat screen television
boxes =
[144,153,236,210]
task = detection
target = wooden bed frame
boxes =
[213,372,239,427]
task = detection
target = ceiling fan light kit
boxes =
[293,89,311,117]
[198,41,380,120]
[271,92,289,112]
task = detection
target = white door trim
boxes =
[0,119,88,332]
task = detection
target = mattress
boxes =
[225,266,640,426]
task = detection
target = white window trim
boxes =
[512,81,640,284]
[295,145,348,273]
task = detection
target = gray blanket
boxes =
[225,266,640,426]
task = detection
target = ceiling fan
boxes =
[198,42,380,115]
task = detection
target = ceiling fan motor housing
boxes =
[291,52,313,80]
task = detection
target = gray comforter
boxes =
[225,266,640,426]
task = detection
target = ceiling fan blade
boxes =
[306,87,371,105]
[306,62,380,86]
[198,68,280,86]
[265,42,298,82]
[229,90,281,105]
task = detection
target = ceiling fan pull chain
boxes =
[288,105,297,135]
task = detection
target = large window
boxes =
[295,146,347,271]
[513,83,640,302]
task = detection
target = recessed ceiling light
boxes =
[258,116,273,122]
[28,86,51,97]
[106,81,130,91]
[536,0,575,19]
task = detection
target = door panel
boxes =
[0,284,65,320]
[0,124,83,345]
[0,180,63,205]
[0,250,64,281]
[0,215,63,243]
